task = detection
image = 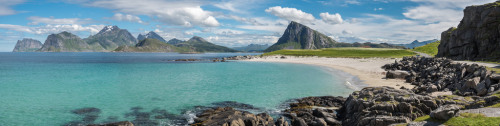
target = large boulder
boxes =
[386,70,411,79]
[430,104,461,120]
[191,107,274,126]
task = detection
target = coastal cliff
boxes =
[12,38,42,52]
[437,1,500,61]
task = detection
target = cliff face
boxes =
[437,2,500,60]
[12,38,42,52]
[39,31,102,52]
[264,21,337,52]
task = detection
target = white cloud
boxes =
[206,34,279,47]
[265,6,315,24]
[214,2,240,13]
[27,16,93,25]
[0,24,32,33]
[109,13,145,24]
[0,24,104,35]
[320,12,343,25]
[0,0,24,16]
[403,0,496,23]
[374,8,384,11]
[80,0,219,27]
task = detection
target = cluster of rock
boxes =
[192,107,275,126]
[382,57,500,96]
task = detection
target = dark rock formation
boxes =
[264,21,337,52]
[283,96,345,126]
[137,31,167,43]
[192,107,274,126]
[12,38,42,52]
[383,57,500,96]
[340,87,441,126]
[437,1,500,61]
[39,31,103,52]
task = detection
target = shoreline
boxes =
[242,56,415,90]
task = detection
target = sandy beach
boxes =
[245,56,415,90]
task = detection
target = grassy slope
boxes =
[180,41,237,52]
[414,113,500,126]
[412,41,440,56]
[263,48,417,58]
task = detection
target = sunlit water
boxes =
[0,52,356,125]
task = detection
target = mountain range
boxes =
[392,39,438,49]
[12,26,237,53]
[233,44,270,52]
[13,22,410,53]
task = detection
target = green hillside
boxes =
[263,48,417,58]
[413,41,440,57]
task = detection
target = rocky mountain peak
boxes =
[98,25,120,34]
[137,31,166,42]
[264,21,337,52]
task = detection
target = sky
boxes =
[0,0,496,52]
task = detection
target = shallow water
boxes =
[0,52,354,125]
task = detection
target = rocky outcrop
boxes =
[264,21,337,52]
[437,1,500,61]
[283,96,345,126]
[383,57,500,96]
[340,87,441,126]
[430,104,461,120]
[137,31,167,43]
[39,31,103,52]
[12,38,42,52]
[192,107,274,126]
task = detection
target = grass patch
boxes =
[413,113,500,126]
[263,48,417,58]
[412,41,440,57]
[487,103,500,108]
[487,67,500,73]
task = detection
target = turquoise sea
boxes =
[0,52,356,126]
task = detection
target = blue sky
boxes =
[0,0,496,52]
